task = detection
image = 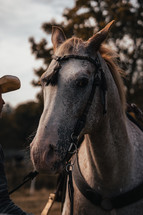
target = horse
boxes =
[30,21,143,215]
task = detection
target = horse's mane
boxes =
[99,45,126,110]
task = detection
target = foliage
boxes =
[0,101,43,150]
[29,0,143,109]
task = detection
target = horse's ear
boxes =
[52,26,66,51]
[87,20,115,51]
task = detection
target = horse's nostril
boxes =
[44,144,55,163]
[49,144,55,156]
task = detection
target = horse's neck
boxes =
[78,109,132,196]
[74,55,143,201]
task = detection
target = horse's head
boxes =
[30,21,114,173]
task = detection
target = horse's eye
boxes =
[76,77,89,88]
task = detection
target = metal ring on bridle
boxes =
[66,163,74,172]
[71,133,78,142]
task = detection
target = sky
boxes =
[0,0,74,107]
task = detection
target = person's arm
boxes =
[0,144,32,215]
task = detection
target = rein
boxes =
[9,170,39,195]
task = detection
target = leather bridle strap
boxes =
[73,155,143,211]
[53,54,100,66]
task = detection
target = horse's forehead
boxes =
[44,57,93,81]
[60,59,92,78]
[43,39,94,82]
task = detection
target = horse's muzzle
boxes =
[30,142,63,174]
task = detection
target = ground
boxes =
[11,188,61,215]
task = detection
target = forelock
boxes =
[57,37,86,55]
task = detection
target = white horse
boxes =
[30,21,143,215]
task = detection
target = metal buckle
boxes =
[68,142,78,154]
[66,162,74,173]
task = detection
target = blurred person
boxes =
[0,75,32,215]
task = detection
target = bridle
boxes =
[53,53,108,215]
[53,53,107,163]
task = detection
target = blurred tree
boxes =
[0,106,16,150]
[13,101,43,146]
[0,101,43,150]
[29,0,143,109]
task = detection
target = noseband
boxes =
[53,53,107,162]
